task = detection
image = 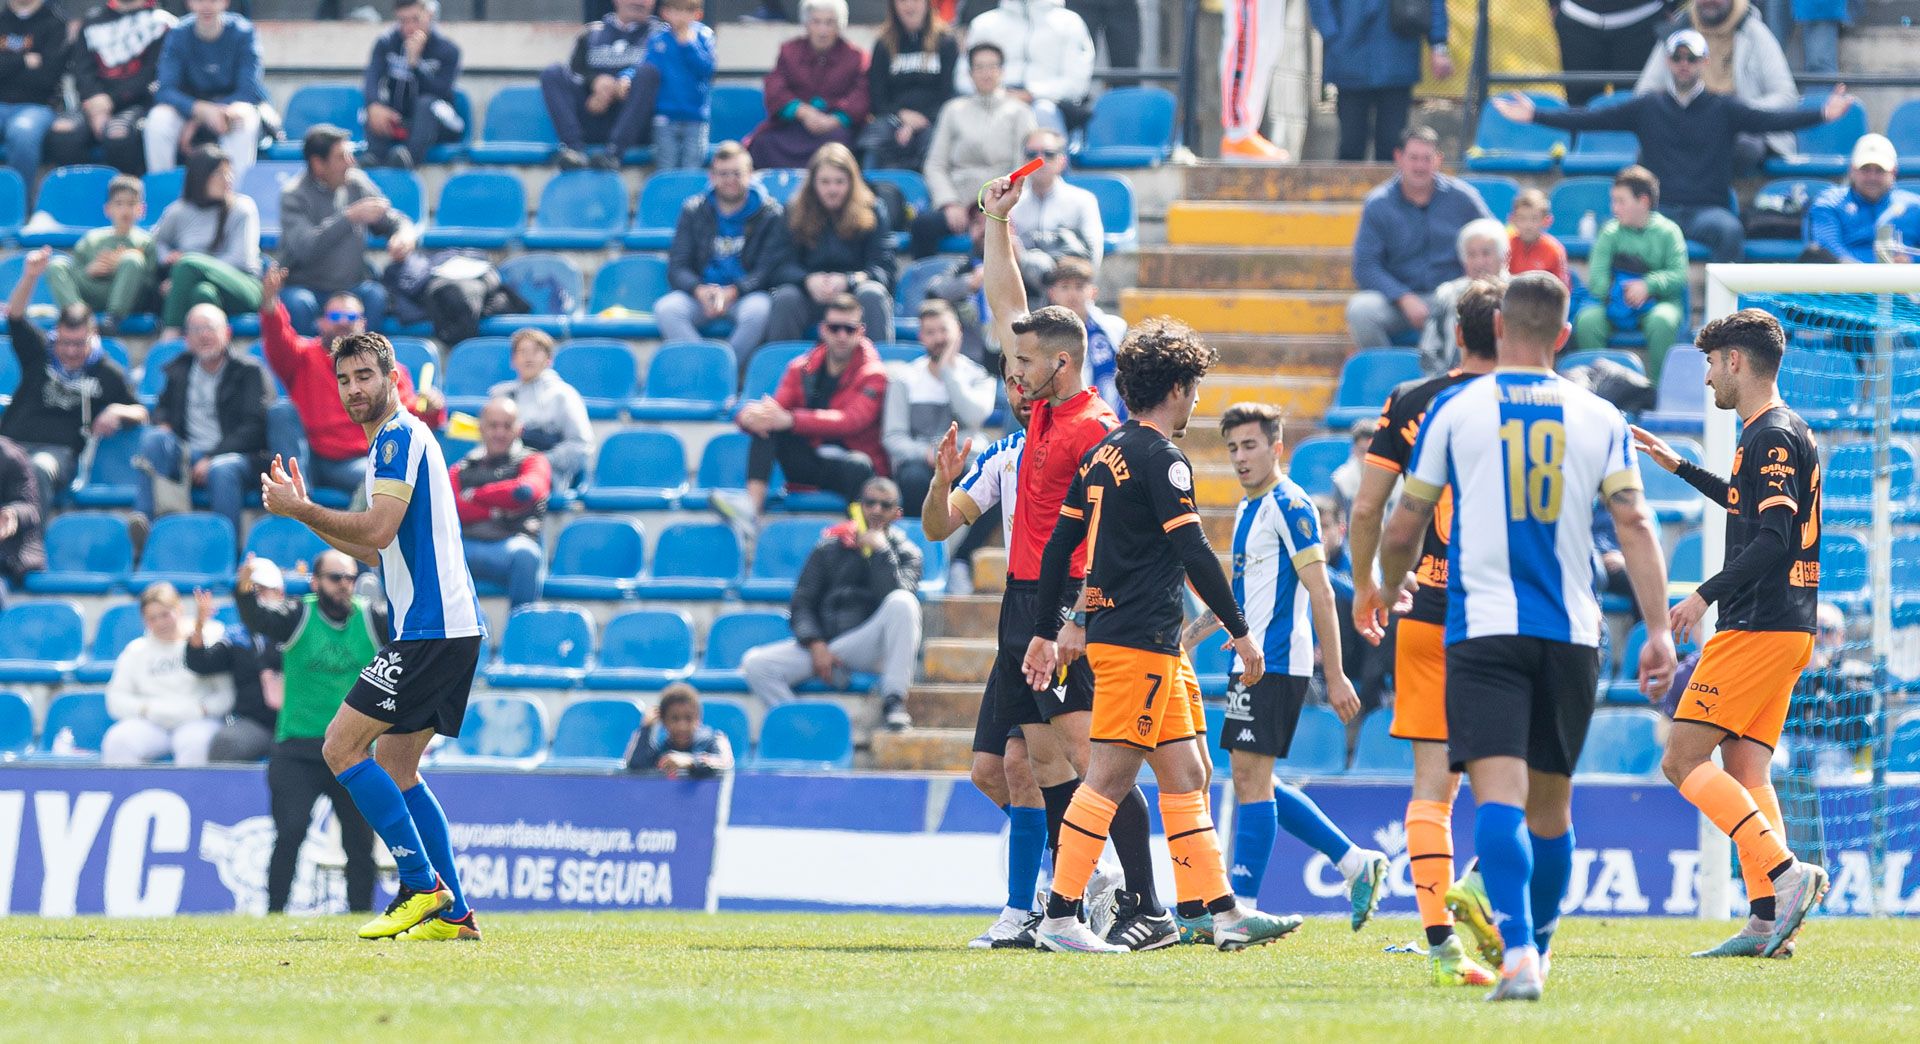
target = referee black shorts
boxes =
[1444,634,1600,777]
[971,581,1096,755]
[1220,673,1309,758]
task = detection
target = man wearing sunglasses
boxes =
[1007,129,1104,272]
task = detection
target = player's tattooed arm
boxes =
[1180,609,1220,652]
[1377,491,1436,605]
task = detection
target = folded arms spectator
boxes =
[279,124,417,335]
[1345,126,1491,349]
[657,142,791,364]
[767,143,896,344]
[542,0,666,171]
[144,0,268,177]
[363,0,464,170]
[451,396,550,610]
[748,0,870,170]
[47,0,178,174]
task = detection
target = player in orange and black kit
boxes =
[1632,308,1830,961]
[1019,313,1303,954]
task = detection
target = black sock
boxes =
[1176,899,1208,919]
[1041,779,1080,854]
[1206,893,1238,915]
[1766,859,1794,881]
[1426,925,1455,947]
[1751,896,1777,921]
[1045,891,1080,920]
[1109,786,1162,915]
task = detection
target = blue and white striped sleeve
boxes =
[368,418,417,504]
[1273,487,1325,569]
[1600,405,1642,498]
[952,433,1016,522]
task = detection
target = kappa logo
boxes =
[389,846,415,858]
[1236,729,1255,743]
[379,698,398,712]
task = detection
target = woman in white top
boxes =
[101,581,235,766]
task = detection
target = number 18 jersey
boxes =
[1403,369,1641,648]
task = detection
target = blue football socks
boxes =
[1231,799,1278,899]
[403,780,470,919]
[337,760,435,891]
[1475,802,1537,953]
[1528,827,1575,955]
[1006,805,1047,911]
[1274,781,1355,864]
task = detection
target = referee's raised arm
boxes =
[980,174,1028,354]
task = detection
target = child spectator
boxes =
[626,683,734,776]
[644,0,716,171]
[45,176,158,334]
[1572,165,1688,377]
[1506,189,1569,288]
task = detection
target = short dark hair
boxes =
[1695,308,1786,376]
[1398,125,1440,152]
[1046,256,1094,286]
[1457,278,1504,360]
[55,303,95,333]
[331,331,396,375]
[106,175,143,203]
[1498,272,1569,349]
[1115,316,1216,414]
[1615,164,1659,207]
[1010,305,1086,363]
[967,41,1004,66]
[823,292,863,316]
[657,682,700,718]
[303,124,351,166]
[917,297,957,323]
[860,476,901,504]
[325,291,363,312]
[1219,401,1283,444]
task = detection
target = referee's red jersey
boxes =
[1011,387,1117,581]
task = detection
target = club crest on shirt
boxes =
[382,440,396,465]
[1167,460,1191,491]
[1297,516,1314,542]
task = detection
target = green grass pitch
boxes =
[6,913,1919,1040]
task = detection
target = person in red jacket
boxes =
[450,397,552,609]
[719,292,888,538]
[259,264,445,502]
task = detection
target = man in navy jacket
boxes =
[362,0,463,169]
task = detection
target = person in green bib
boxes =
[238,547,388,915]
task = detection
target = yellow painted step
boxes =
[1122,289,1351,337]
[1167,201,1361,249]
[869,729,975,772]
[1194,375,1333,419]
[922,638,996,684]
[972,547,1007,594]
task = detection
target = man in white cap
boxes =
[1636,0,1798,171]
[1806,134,1920,263]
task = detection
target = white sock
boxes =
[1336,847,1373,881]
[1001,905,1026,921]
[1501,944,1539,975]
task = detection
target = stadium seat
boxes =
[689,610,789,691]
[1641,437,1705,524]
[422,171,527,249]
[484,605,595,689]
[581,429,689,510]
[244,515,330,595]
[890,256,961,340]
[756,702,854,770]
[68,424,145,507]
[1607,622,1653,702]
[364,166,425,249]
[739,341,813,402]
[0,690,29,758]
[625,169,709,249]
[483,252,586,335]
[0,339,14,405]
[74,602,143,684]
[1823,440,1917,525]
[388,335,439,386]
[1323,349,1421,427]
[1072,86,1175,168]
[553,339,639,418]
[1638,345,1706,433]
[1669,529,1703,584]
[467,85,560,164]
[544,697,646,769]
[708,84,766,150]
[1350,709,1412,775]
[1780,350,1864,429]
[1556,349,1645,376]
[135,338,187,407]
[1275,705,1347,775]
[1064,173,1138,253]
[1895,535,1920,626]
[237,161,302,250]
[442,336,515,414]
[1764,93,1867,176]
[1897,350,1920,433]
[569,254,670,339]
[1560,128,1640,176]
[1462,174,1519,221]
[1286,435,1350,498]
[1743,178,1834,261]
[630,340,736,420]
[139,168,184,229]
[866,168,930,240]
[544,517,646,600]
[1889,100,1920,171]
[703,699,752,758]
[586,609,695,690]
[739,518,825,602]
[1890,712,1920,773]
[1190,637,1230,696]
[446,694,550,762]
[524,170,630,250]
[35,690,110,757]
[20,165,115,247]
[131,513,236,591]
[1465,94,1569,172]
[1577,708,1664,776]
[1548,176,1613,258]
[0,168,22,243]
[686,430,751,508]
[424,88,475,163]
[24,512,132,593]
[266,85,365,160]
[0,601,84,682]
[754,167,806,204]
[895,522,947,596]
[877,343,920,365]
[0,252,58,316]
[633,522,740,599]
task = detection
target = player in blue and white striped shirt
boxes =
[1182,402,1389,932]
[261,331,486,944]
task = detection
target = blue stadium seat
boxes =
[1642,436,1705,524]
[131,513,237,592]
[1743,178,1834,261]
[544,697,645,768]
[422,171,526,249]
[388,335,439,386]
[1559,128,1640,176]
[1462,174,1519,221]
[689,610,788,691]
[891,255,961,339]
[1606,621,1697,702]
[25,512,132,593]
[364,166,424,249]
[1324,349,1421,427]
[424,88,475,163]
[1778,350,1861,429]
[136,338,187,407]
[483,252,586,335]
[69,424,144,507]
[1897,350,1920,433]
[524,170,629,249]
[569,254,670,338]
[866,168,929,238]
[35,690,110,757]
[756,703,854,770]
[686,430,751,508]
[1190,637,1230,696]
[1286,435,1350,497]
[544,517,646,600]
[244,515,330,596]
[1064,173,1137,253]
[554,339,638,419]
[266,85,366,160]
[0,252,58,315]
[0,690,29,758]
[1823,440,1917,525]
[467,85,560,164]
[1556,349,1645,376]
[485,605,595,689]
[442,336,515,414]
[1275,705,1347,775]
[1669,528,1703,584]
[0,339,15,406]
[708,84,766,150]
[586,609,696,691]
[894,522,948,596]
[1072,87,1175,168]
[1890,100,1920,171]
[703,699,752,758]
[754,167,806,204]
[1889,713,1920,773]
[1577,708,1664,776]
[581,429,688,510]
[625,169,709,249]
[1764,94,1867,176]
[1548,176,1613,258]
[1638,345,1706,434]
[739,518,824,602]
[1350,709,1413,775]
[877,343,920,364]
[739,341,812,402]
[140,168,184,228]
[0,601,84,682]
[630,340,736,420]
[74,602,143,684]
[238,161,302,250]
[0,168,22,243]
[1466,94,1569,172]
[1895,535,1920,626]
[633,522,740,599]
[21,165,115,247]
[447,694,550,761]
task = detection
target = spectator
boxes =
[540,0,664,171]
[766,143,896,345]
[3,249,147,498]
[747,0,870,171]
[657,141,790,366]
[1418,217,1508,374]
[883,297,994,515]
[362,0,463,170]
[450,396,550,610]
[1781,0,1845,76]
[102,582,233,766]
[1806,134,1919,263]
[1572,165,1689,375]
[1496,31,1846,263]
[1309,0,1451,161]
[136,302,271,534]
[257,264,443,503]
[237,547,383,915]
[1636,1,1798,172]
[959,0,1094,135]
[1327,417,1377,514]
[1065,0,1138,78]
[279,124,416,336]
[490,328,593,491]
[859,0,958,172]
[1219,0,1292,159]
[1554,0,1675,106]
[715,293,889,535]
[0,0,65,186]
[144,0,268,177]
[1043,256,1125,415]
[740,476,921,728]
[45,0,178,174]
[625,682,734,776]
[1345,126,1492,349]
[911,43,1035,260]
[1008,128,1103,273]
[188,583,277,763]
[151,144,262,339]
[0,435,43,610]
[45,175,159,334]
[644,0,717,171]
[1506,188,1570,287]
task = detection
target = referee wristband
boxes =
[977,184,1009,222]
